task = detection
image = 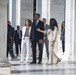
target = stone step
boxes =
[0,58,11,74]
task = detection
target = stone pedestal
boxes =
[0,58,11,74]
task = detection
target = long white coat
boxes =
[44,26,58,63]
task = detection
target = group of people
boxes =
[7,21,22,59]
[7,13,65,65]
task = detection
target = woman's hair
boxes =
[49,18,58,31]
[25,19,32,26]
[61,21,65,32]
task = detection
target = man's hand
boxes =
[29,39,32,43]
[39,39,43,44]
[51,41,55,47]
[43,37,46,40]
[36,28,41,32]
[60,38,63,41]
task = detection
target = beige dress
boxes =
[44,26,59,63]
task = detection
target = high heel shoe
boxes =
[20,61,23,63]
[55,58,61,64]
[48,61,53,65]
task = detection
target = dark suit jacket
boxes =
[60,28,65,41]
[30,20,44,41]
[14,30,22,44]
[7,25,15,43]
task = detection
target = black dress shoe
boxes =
[12,56,17,59]
[38,62,42,64]
[30,62,36,64]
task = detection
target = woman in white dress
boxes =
[20,19,31,64]
[37,18,61,65]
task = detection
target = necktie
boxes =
[17,30,21,39]
[35,21,37,27]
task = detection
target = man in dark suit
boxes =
[42,18,50,59]
[14,25,22,57]
[30,13,44,64]
[7,21,16,59]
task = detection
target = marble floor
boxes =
[7,55,76,75]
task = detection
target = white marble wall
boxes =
[12,0,16,28]
[36,0,50,24]
[50,0,65,33]
[36,0,65,33]
[20,0,33,28]
[8,0,33,29]
[0,0,7,58]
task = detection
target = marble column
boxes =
[71,0,76,61]
[12,0,16,28]
[20,0,33,28]
[0,0,7,58]
[63,0,76,61]
[36,0,42,19]
[8,0,16,28]
[16,0,21,27]
[8,0,12,24]
[36,0,50,24]
[42,0,50,24]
